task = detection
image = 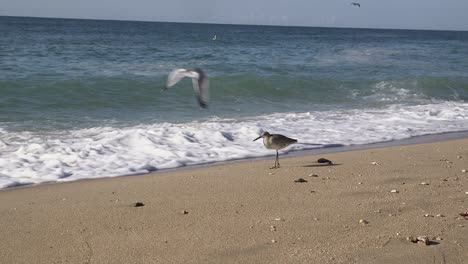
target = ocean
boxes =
[1,16,468,188]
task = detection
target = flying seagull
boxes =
[165,68,209,108]
[351,2,361,7]
[254,131,297,169]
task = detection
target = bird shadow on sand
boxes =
[303,163,342,168]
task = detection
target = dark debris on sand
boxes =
[294,178,308,183]
[317,158,333,164]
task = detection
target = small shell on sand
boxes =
[371,162,380,165]
[359,219,369,225]
[420,182,429,185]
[407,236,430,245]
[423,214,433,217]
[417,236,430,245]
[390,190,399,193]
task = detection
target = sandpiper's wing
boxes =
[191,68,209,109]
[272,134,297,146]
[166,68,198,89]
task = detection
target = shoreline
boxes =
[3,130,468,192]
[1,133,467,263]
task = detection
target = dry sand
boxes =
[1,138,467,264]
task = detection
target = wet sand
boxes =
[0,138,467,263]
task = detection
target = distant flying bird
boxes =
[165,68,209,108]
[351,2,360,7]
[212,35,217,40]
[254,131,297,169]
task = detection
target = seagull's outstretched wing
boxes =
[191,68,209,108]
[165,68,209,108]
[166,68,198,89]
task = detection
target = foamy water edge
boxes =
[1,101,468,189]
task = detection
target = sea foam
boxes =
[1,101,468,189]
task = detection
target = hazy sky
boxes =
[1,0,468,31]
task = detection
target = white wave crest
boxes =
[1,102,468,188]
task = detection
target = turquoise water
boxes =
[1,16,468,188]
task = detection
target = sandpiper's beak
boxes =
[253,136,262,141]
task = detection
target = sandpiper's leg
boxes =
[270,160,277,169]
[276,150,280,167]
[270,151,279,169]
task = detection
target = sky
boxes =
[1,0,468,31]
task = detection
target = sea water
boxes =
[1,16,468,188]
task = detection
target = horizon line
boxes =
[1,15,467,33]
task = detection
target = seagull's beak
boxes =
[253,136,262,141]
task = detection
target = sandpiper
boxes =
[254,131,297,169]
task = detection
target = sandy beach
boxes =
[0,138,467,264]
